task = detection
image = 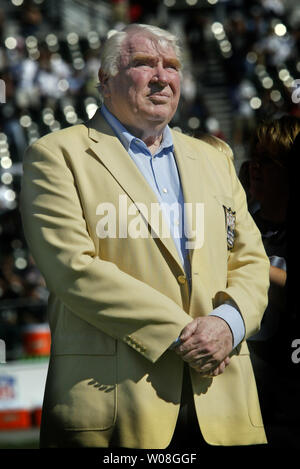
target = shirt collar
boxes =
[100,104,174,155]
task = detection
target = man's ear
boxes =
[98,68,110,97]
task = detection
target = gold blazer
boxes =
[20,110,270,448]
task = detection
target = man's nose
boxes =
[151,64,168,85]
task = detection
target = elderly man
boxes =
[20,24,269,449]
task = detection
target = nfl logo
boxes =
[0,376,16,401]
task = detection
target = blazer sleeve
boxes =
[213,153,270,341]
[20,141,192,363]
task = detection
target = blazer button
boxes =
[177,275,186,285]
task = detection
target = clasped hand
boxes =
[174,316,233,377]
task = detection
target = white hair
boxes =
[98,23,182,90]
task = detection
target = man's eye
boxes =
[165,63,180,71]
[134,61,152,67]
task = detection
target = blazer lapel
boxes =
[172,131,216,315]
[172,130,206,262]
[87,111,183,270]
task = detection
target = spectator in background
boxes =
[287,130,300,365]
[246,114,300,447]
[19,0,44,37]
[254,23,295,72]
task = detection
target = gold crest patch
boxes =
[223,206,236,250]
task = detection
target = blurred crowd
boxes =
[0,0,299,360]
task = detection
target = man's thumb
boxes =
[180,318,198,341]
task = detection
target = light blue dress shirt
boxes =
[100,105,245,349]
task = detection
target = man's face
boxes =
[100,33,181,136]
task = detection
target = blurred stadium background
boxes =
[0,0,299,448]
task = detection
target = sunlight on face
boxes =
[103,32,181,137]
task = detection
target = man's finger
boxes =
[176,339,218,356]
[213,361,225,376]
[190,356,231,376]
[179,319,199,342]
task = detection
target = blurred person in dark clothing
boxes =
[19,0,44,37]
[247,114,300,448]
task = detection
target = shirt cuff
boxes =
[169,303,245,350]
[209,303,245,349]
[168,336,182,350]
[269,255,286,271]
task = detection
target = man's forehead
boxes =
[121,33,177,60]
